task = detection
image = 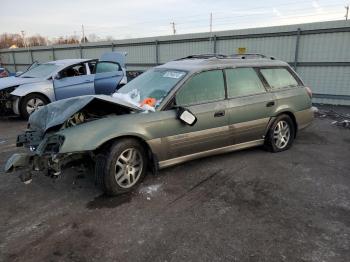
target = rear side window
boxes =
[95,62,120,73]
[176,70,225,106]
[260,68,298,89]
[225,68,266,97]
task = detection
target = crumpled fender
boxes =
[4,153,32,173]
[10,80,55,101]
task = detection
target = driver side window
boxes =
[176,70,225,106]
[59,64,86,78]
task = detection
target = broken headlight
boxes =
[38,135,65,154]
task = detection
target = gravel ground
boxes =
[0,105,349,262]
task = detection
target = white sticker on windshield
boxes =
[163,71,185,79]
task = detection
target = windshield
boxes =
[20,63,59,78]
[118,68,187,107]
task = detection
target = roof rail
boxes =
[175,53,276,61]
[176,54,227,60]
[229,53,276,60]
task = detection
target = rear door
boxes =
[225,67,275,144]
[93,52,126,95]
[54,63,94,100]
[164,70,230,158]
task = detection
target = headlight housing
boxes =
[37,135,65,154]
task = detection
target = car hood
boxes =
[29,95,143,132]
[0,76,43,90]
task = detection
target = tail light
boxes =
[305,86,312,98]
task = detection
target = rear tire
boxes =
[95,139,148,196]
[265,114,295,152]
[19,93,49,119]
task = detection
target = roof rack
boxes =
[228,53,276,60]
[176,53,276,61]
[176,54,227,60]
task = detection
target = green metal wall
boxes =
[1,20,349,105]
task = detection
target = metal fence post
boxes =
[293,28,301,71]
[155,40,159,65]
[213,35,217,54]
[79,45,83,58]
[12,51,17,72]
[30,49,34,63]
[52,47,56,60]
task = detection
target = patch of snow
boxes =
[139,184,162,196]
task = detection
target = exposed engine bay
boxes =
[5,95,144,182]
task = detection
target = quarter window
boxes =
[95,62,120,74]
[176,70,225,106]
[225,68,265,97]
[260,68,298,89]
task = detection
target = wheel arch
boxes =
[19,92,51,105]
[94,135,158,174]
[278,111,298,137]
[270,111,298,138]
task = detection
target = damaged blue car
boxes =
[0,52,127,118]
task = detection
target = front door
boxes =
[225,67,275,144]
[163,69,230,159]
[54,63,94,100]
[94,52,126,95]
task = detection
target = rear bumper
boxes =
[295,108,314,130]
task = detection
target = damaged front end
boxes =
[0,86,17,115]
[5,95,142,183]
[5,128,85,183]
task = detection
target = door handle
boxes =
[214,110,225,117]
[266,101,275,107]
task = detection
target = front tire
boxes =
[95,139,148,196]
[265,114,295,152]
[19,93,49,119]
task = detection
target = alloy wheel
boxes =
[273,120,291,149]
[26,98,45,114]
[114,148,144,188]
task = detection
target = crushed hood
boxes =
[0,76,43,91]
[29,95,142,132]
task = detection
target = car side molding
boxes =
[158,139,264,169]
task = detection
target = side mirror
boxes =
[177,107,197,126]
[53,73,61,80]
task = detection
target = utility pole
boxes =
[81,24,85,43]
[345,5,349,20]
[170,22,176,35]
[210,12,213,33]
[21,30,26,48]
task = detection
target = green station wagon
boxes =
[5,54,313,195]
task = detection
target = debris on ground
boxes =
[314,106,350,128]
[332,120,350,128]
[139,184,162,197]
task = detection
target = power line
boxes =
[82,2,342,35]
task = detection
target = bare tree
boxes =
[26,34,47,47]
[52,35,80,45]
[0,33,24,49]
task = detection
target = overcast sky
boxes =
[0,0,348,40]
